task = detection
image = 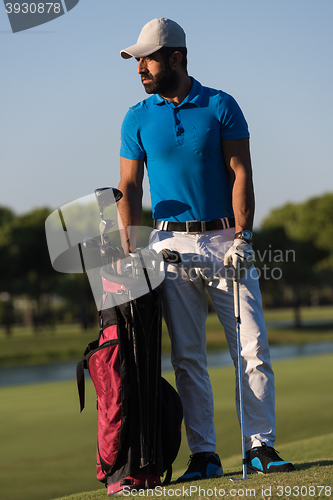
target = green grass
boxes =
[53,445,333,500]
[1,306,333,366]
[1,354,333,500]
[0,323,100,366]
[263,305,333,322]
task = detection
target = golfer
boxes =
[118,18,295,479]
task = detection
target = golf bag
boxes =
[77,270,183,493]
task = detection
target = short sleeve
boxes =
[219,93,250,141]
[120,109,146,160]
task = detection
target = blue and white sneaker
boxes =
[246,443,295,474]
[177,452,223,482]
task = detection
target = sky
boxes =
[1,0,333,228]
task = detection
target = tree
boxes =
[0,207,16,334]
[0,207,61,332]
[141,207,153,228]
[254,227,328,326]
[256,192,333,324]
[262,192,333,255]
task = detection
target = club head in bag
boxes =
[134,247,152,259]
[99,219,116,236]
[94,187,123,218]
[100,244,118,261]
[115,246,125,259]
[161,248,182,264]
[82,237,100,249]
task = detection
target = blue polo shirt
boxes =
[120,78,249,222]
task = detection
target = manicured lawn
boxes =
[1,353,332,500]
[54,451,333,500]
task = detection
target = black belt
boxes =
[154,218,235,233]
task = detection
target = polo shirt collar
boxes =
[153,77,204,107]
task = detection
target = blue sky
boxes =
[1,0,332,227]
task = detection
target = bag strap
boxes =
[76,358,87,413]
[163,466,173,485]
[76,338,99,412]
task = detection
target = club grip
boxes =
[161,249,182,264]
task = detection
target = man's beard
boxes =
[141,64,180,95]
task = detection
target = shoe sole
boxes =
[211,466,224,478]
[178,466,224,482]
[247,465,264,475]
[247,464,296,475]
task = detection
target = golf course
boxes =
[1,307,333,500]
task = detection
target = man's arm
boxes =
[222,138,255,233]
[117,156,145,253]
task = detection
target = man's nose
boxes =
[137,59,147,74]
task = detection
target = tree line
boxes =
[254,192,333,325]
[0,193,332,334]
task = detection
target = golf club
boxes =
[161,248,182,264]
[99,244,114,261]
[115,246,125,259]
[99,218,116,237]
[95,188,122,270]
[132,248,182,278]
[133,248,181,264]
[127,248,182,481]
[230,261,247,482]
[94,187,123,220]
[82,237,100,250]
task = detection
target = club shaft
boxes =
[233,277,247,481]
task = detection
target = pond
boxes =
[1,341,333,387]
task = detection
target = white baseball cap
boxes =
[120,18,186,59]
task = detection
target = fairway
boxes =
[1,353,332,500]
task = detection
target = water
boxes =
[0,360,78,387]
[202,341,333,368]
[1,341,333,387]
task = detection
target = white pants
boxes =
[149,228,276,454]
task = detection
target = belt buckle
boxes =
[186,220,205,233]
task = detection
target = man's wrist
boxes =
[234,230,253,244]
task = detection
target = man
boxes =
[118,18,295,480]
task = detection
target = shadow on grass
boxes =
[270,321,333,331]
[295,459,333,470]
[300,322,333,331]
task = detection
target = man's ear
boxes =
[169,51,183,70]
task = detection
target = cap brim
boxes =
[120,43,163,59]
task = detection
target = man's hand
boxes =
[224,239,254,279]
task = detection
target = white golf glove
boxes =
[224,239,254,279]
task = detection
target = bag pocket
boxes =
[87,338,122,480]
